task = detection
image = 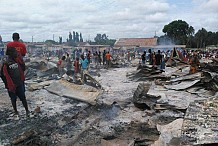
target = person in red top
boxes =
[105,51,112,69]
[7,33,27,57]
[73,57,80,81]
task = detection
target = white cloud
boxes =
[193,0,218,13]
[0,0,217,42]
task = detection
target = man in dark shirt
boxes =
[141,51,146,64]
[103,50,106,65]
[155,50,162,69]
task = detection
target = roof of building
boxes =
[114,38,157,47]
[77,42,90,47]
[154,45,186,48]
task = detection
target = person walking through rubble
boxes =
[189,51,200,74]
[7,33,27,57]
[57,55,66,77]
[105,51,112,69]
[141,51,146,65]
[0,47,30,120]
[80,54,89,83]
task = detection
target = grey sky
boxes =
[0,0,217,42]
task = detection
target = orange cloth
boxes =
[105,53,111,60]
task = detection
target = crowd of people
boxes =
[56,50,113,83]
[140,48,217,74]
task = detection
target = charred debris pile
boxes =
[131,58,217,145]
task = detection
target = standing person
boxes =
[7,33,27,57]
[105,51,112,69]
[95,51,99,66]
[103,50,106,65]
[127,51,130,62]
[141,51,146,65]
[0,48,5,73]
[87,51,91,64]
[0,48,4,60]
[73,57,80,81]
[148,49,153,65]
[98,51,102,65]
[76,50,80,59]
[66,53,72,72]
[80,55,89,83]
[189,51,200,74]
[152,52,156,67]
[155,50,162,69]
[0,47,30,119]
[57,56,66,77]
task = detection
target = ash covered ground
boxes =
[0,56,217,146]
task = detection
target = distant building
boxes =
[114,38,158,52]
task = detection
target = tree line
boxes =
[159,20,218,48]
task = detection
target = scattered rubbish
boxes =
[11,130,37,145]
[0,52,217,146]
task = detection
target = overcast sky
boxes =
[0,0,217,42]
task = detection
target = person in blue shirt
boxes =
[0,48,4,59]
[80,54,89,83]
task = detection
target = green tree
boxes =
[79,33,83,42]
[163,20,194,45]
[69,32,72,41]
[73,31,76,42]
[195,28,208,48]
[59,36,62,44]
[45,40,56,46]
[0,35,2,43]
[94,34,103,44]
[75,32,79,42]
[186,26,195,47]
[94,33,116,46]
[206,31,218,45]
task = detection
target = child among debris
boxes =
[0,47,30,120]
